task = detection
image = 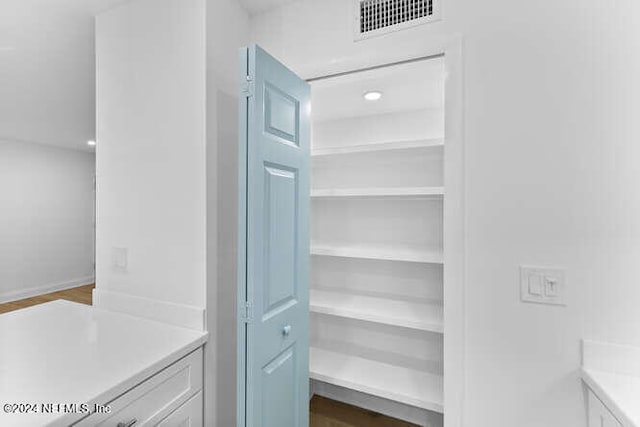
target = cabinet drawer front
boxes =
[76,349,203,427]
[588,389,623,427]
[157,391,203,427]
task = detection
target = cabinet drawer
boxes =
[588,389,623,427]
[157,391,202,426]
[76,348,203,426]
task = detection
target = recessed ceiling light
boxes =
[363,91,382,101]
[87,140,96,147]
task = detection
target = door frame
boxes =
[237,47,249,427]
[237,36,466,427]
[302,36,466,427]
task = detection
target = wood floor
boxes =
[310,396,419,427]
[0,285,417,427]
[0,283,95,315]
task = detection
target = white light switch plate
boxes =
[520,266,566,306]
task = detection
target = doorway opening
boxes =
[308,55,447,427]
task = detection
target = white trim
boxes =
[299,35,456,82]
[442,35,466,427]
[301,34,466,426]
[309,381,316,401]
[93,288,206,331]
[0,276,95,304]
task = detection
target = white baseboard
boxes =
[311,380,443,427]
[93,288,206,331]
[309,381,316,401]
[0,276,95,304]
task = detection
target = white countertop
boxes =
[582,368,640,427]
[582,340,640,427]
[0,300,208,427]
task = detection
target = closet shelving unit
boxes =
[310,347,444,414]
[308,118,446,427]
[310,244,443,264]
[311,186,444,198]
[310,137,444,157]
[308,58,446,424]
[310,289,443,332]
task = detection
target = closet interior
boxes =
[309,57,447,425]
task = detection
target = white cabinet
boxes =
[75,348,203,427]
[158,391,203,426]
[588,389,623,427]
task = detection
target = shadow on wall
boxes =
[216,90,239,426]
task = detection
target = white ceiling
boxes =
[0,0,124,152]
[0,0,293,152]
[237,0,298,15]
[311,57,445,122]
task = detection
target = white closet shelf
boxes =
[311,187,444,198]
[311,138,444,157]
[310,347,444,413]
[310,289,443,332]
[310,244,444,264]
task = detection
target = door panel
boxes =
[264,83,300,145]
[262,347,297,427]
[238,45,310,427]
[263,164,298,319]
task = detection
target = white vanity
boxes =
[582,340,640,427]
[0,300,207,427]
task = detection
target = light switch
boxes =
[544,276,559,297]
[520,266,566,306]
[528,275,543,296]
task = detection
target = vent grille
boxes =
[359,0,434,34]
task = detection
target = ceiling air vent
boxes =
[355,0,440,40]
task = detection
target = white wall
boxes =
[95,0,206,312]
[96,1,250,424]
[205,0,249,425]
[250,1,640,426]
[0,140,95,302]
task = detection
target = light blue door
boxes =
[238,45,310,427]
